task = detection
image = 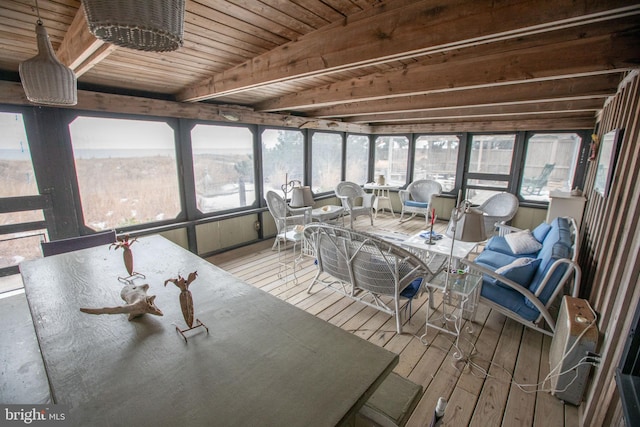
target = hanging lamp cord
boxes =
[34,0,42,25]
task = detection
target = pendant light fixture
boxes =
[82,0,185,52]
[19,0,77,106]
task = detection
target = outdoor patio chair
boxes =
[335,181,375,229]
[266,190,312,250]
[398,179,442,226]
[476,192,519,239]
[523,163,555,195]
[304,223,434,334]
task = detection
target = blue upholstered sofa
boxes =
[467,217,581,336]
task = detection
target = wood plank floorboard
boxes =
[207,214,579,427]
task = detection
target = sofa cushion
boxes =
[484,235,538,258]
[481,281,540,322]
[505,229,543,254]
[532,222,552,242]
[495,258,541,288]
[400,278,422,299]
[525,219,573,309]
[478,257,541,291]
[404,200,428,208]
[555,217,573,248]
[474,249,519,270]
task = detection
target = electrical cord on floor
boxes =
[411,302,599,394]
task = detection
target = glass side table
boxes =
[276,229,304,284]
[422,270,482,359]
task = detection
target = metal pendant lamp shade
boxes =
[19,22,77,106]
[82,0,185,52]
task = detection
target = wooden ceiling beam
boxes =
[56,6,116,77]
[255,30,639,111]
[0,81,368,134]
[307,74,622,118]
[346,98,606,123]
[371,116,597,133]
[177,0,639,102]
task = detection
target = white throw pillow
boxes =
[495,257,536,274]
[504,230,543,255]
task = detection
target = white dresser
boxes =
[547,191,587,229]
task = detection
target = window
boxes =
[261,129,304,196]
[192,124,255,213]
[0,112,39,197]
[311,132,342,193]
[345,134,369,184]
[0,111,45,268]
[466,134,515,204]
[374,136,409,187]
[69,116,181,230]
[520,133,582,202]
[414,135,459,192]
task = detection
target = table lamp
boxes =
[445,199,485,290]
[290,186,314,208]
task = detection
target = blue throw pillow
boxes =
[494,258,541,289]
[532,222,552,243]
[400,278,422,299]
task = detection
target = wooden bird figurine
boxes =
[164,271,198,328]
[80,284,163,320]
[110,235,138,276]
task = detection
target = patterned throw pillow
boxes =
[504,230,543,255]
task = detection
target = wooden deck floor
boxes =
[208,214,579,427]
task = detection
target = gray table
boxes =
[20,235,397,427]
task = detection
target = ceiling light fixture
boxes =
[82,0,185,52]
[19,0,77,106]
[219,111,240,122]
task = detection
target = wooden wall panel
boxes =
[579,70,640,427]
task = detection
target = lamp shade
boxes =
[19,22,77,106]
[290,186,314,208]
[82,0,185,52]
[451,207,485,242]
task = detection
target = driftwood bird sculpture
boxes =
[164,271,198,328]
[110,234,138,276]
[80,284,163,320]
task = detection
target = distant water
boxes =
[73,149,176,159]
[0,149,32,161]
[0,148,176,160]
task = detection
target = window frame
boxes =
[66,110,187,233]
[410,132,463,194]
[0,105,50,275]
[259,125,307,203]
[459,132,519,204]
[345,133,371,185]
[372,133,412,188]
[516,130,591,206]
[309,129,344,196]
[188,121,260,216]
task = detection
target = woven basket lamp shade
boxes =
[19,21,77,106]
[82,0,185,52]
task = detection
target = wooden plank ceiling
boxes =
[1,0,639,132]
